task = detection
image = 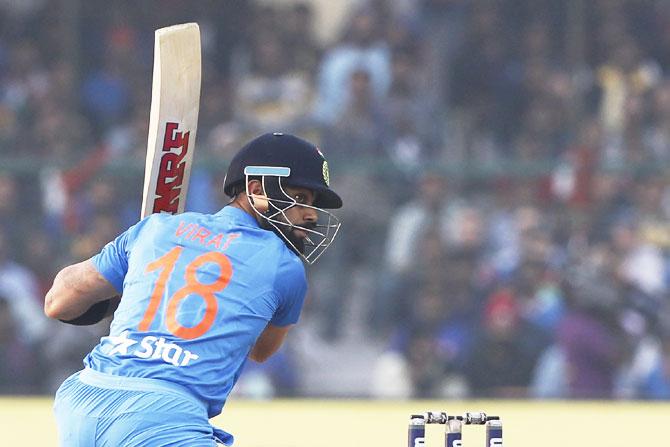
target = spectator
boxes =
[281,2,322,78]
[596,35,661,165]
[465,286,549,397]
[384,48,441,177]
[0,294,41,393]
[80,43,133,135]
[370,172,451,334]
[0,173,33,256]
[313,7,391,124]
[557,265,628,398]
[636,311,670,399]
[515,260,565,336]
[320,68,389,161]
[235,31,314,133]
[643,80,670,163]
[0,231,50,345]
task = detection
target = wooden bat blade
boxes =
[141,22,201,218]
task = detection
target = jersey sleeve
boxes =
[269,256,307,327]
[91,217,151,293]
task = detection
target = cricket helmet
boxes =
[223,132,342,209]
[223,132,342,264]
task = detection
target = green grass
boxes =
[2,397,668,446]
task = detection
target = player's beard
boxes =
[280,221,316,255]
[259,214,315,255]
[286,221,317,254]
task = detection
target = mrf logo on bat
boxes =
[152,122,191,214]
[141,23,200,219]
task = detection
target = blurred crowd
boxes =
[1,0,670,400]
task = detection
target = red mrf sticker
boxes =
[153,122,190,214]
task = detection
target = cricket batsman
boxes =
[44,133,342,446]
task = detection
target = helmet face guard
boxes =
[244,166,341,264]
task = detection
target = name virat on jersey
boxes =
[175,221,241,251]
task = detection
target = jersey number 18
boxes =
[139,247,232,339]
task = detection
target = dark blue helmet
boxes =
[223,132,342,209]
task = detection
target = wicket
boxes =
[408,411,503,446]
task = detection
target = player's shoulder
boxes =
[243,229,306,282]
[265,243,306,300]
[275,243,306,282]
[254,228,300,261]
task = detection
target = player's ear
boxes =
[247,179,269,213]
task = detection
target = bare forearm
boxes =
[249,324,291,363]
[249,343,275,363]
[45,266,97,319]
[45,261,118,320]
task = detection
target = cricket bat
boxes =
[141,23,201,218]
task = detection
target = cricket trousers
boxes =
[54,368,233,447]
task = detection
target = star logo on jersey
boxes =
[104,332,200,367]
[107,331,138,355]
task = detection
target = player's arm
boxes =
[249,324,292,363]
[44,259,119,323]
[249,254,305,362]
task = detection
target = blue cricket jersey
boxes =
[84,207,307,417]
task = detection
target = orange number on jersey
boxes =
[166,251,232,339]
[139,247,233,339]
[139,246,182,332]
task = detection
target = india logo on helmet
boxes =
[322,160,330,186]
